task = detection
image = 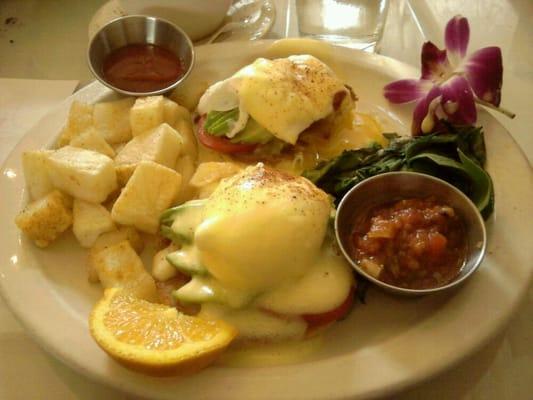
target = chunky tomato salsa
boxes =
[350,197,467,290]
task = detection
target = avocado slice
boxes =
[160,199,206,244]
[160,199,206,226]
[166,247,207,276]
[204,109,239,136]
[173,276,253,307]
[231,117,274,144]
[174,276,218,303]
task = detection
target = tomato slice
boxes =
[196,116,258,154]
[303,288,355,330]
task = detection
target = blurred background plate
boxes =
[88,0,275,44]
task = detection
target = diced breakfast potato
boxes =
[93,98,135,144]
[170,78,209,111]
[72,199,115,248]
[152,244,179,281]
[189,161,243,188]
[90,240,157,301]
[22,150,54,200]
[162,97,180,127]
[115,164,136,188]
[174,109,197,158]
[111,142,126,155]
[114,123,183,185]
[190,161,243,199]
[69,127,115,158]
[46,146,117,203]
[87,226,144,283]
[90,226,144,254]
[15,190,72,248]
[57,101,94,147]
[197,182,220,199]
[174,155,197,204]
[111,161,181,234]
[142,231,170,254]
[130,96,165,137]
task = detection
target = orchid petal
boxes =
[383,79,432,103]
[445,15,469,60]
[412,85,441,135]
[440,75,477,125]
[463,46,503,106]
[421,42,451,82]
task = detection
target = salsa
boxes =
[350,197,467,290]
[102,43,184,92]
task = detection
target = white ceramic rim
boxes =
[1,40,532,400]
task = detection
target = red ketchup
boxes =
[102,43,184,92]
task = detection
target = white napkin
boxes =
[0,78,78,164]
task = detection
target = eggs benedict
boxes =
[196,55,354,156]
[160,163,355,342]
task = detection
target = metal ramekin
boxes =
[335,172,487,296]
[88,15,194,96]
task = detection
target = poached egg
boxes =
[197,55,349,144]
[171,164,354,341]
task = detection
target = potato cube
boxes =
[115,164,136,188]
[90,240,157,301]
[174,155,197,204]
[15,190,72,248]
[87,226,144,283]
[69,127,115,158]
[112,142,126,154]
[197,182,220,199]
[56,101,94,147]
[170,79,209,111]
[130,96,164,137]
[72,199,115,248]
[114,123,183,185]
[46,146,117,203]
[111,161,181,234]
[67,101,94,133]
[90,226,144,254]
[189,161,243,188]
[162,97,180,127]
[93,98,135,144]
[152,244,179,281]
[22,150,54,200]
[174,110,197,158]
[190,161,243,199]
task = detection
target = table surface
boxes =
[0,0,531,399]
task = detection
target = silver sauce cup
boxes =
[335,172,487,296]
[88,15,195,96]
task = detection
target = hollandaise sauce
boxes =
[217,336,324,367]
[160,165,355,364]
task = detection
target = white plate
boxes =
[1,41,532,400]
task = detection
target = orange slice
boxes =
[89,288,237,376]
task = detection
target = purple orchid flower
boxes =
[384,15,514,135]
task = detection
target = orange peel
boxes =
[89,288,237,375]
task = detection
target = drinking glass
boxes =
[296,0,390,52]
